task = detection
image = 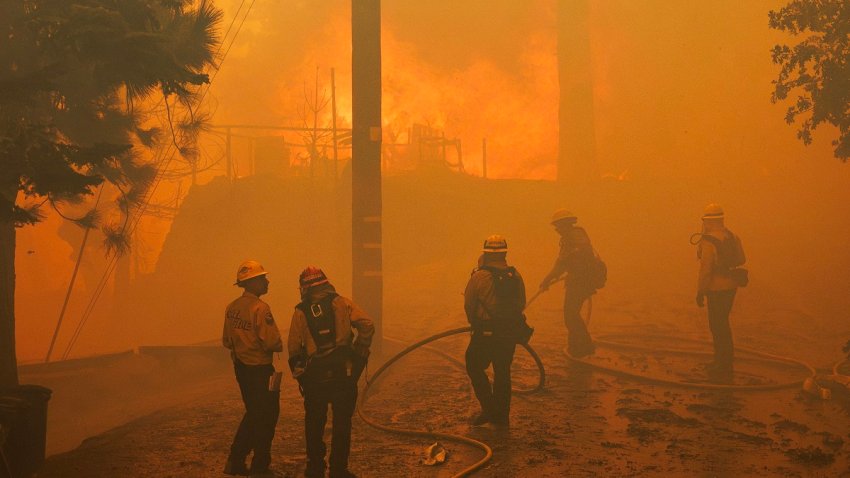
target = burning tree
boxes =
[0,0,221,387]
[769,0,850,161]
[297,68,335,178]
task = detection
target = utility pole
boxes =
[225,127,232,181]
[331,68,339,182]
[482,138,488,179]
[558,0,597,182]
[352,0,383,352]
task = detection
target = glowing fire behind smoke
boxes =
[263,2,561,180]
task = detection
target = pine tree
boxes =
[0,0,221,387]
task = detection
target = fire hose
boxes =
[561,289,818,392]
[354,276,559,476]
[566,333,817,392]
[356,328,545,477]
[355,274,829,476]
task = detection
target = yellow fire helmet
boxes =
[235,260,268,285]
[702,203,724,220]
[482,234,508,253]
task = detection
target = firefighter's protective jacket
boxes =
[544,226,595,287]
[222,291,283,365]
[287,285,374,374]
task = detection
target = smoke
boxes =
[13,0,850,362]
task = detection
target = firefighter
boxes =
[696,203,746,382]
[223,260,283,478]
[540,209,600,357]
[287,267,374,478]
[465,235,527,427]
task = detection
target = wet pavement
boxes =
[36,303,850,477]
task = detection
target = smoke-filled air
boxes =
[4,1,850,477]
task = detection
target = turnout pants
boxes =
[564,286,595,356]
[229,361,280,472]
[706,289,737,371]
[303,379,358,475]
[465,334,517,421]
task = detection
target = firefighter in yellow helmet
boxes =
[695,203,747,382]
[464,235,528,426]
[540,209,603,357]
[288,267,374,478]
[223,260,283,477]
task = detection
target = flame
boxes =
[256,2,561,180]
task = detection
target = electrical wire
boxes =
[214,0,247,62]
[45,185,104,363]
[61,2,256,358]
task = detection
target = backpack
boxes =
[492,267,522,299]
[296,294,352,383]
[699,232,748,287]
[699,232,745,269]
[479,266,534,344]
[588,253,607,290]
[562,233,606,291]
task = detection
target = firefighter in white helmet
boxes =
[223,260,283,477]
[540,209,604,357]
[288,267,374,478]
[695,203,747,382]
[464,235,528,427]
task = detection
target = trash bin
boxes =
[0,385,51,478]
[0,395,29,478]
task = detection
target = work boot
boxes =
[224,458,250,476]
[304,462,326,478]
[250,470,278,478]
[568,343,595,358]
[471,412,491,426]
[329,469,358,478]
[706,363,733,384]
[490,414,509,428]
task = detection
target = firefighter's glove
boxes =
[695,292,705,308]
[288,355,307,375]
